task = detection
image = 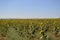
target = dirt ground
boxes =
[0,34,7,40]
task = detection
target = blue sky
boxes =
[0,0,60,18]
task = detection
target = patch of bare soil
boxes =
[0,34,7,40]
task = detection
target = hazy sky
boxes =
[0,0,60,18]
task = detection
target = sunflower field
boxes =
[0,18,60,40]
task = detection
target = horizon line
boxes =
[0,17,60,19]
